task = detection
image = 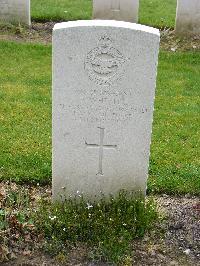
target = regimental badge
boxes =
[84,35,127,86]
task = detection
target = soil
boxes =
[0,183,199,266]
[0,22,200,51]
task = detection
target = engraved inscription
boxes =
[111,0,120,11]
[85,35,127,86]
[59,87,149,124]
[85,127,117,175]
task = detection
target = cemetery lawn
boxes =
[0,41,199,195]
[0,41,52,184]
[31,0,176,28]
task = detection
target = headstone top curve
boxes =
[53,20,160,36]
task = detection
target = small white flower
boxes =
[171,47,176,52]
[49,215,57,221]
[76,190,80,194]
[183,249,191,255]
[86,203,93,209]
[123,223,127,226]
[63,228,66,231]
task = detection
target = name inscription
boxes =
[58,88,149,124]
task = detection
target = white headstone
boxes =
[93,0,139,23]
[52,20,160,201]
[176,0,200,35]
[0,0,30,26]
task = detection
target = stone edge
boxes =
[53,20,160,37]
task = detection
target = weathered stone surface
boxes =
[0,0,30,25]
[176,0,200,35]
[93,0,139,23]
[52,20,160,201]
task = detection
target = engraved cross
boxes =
[85,127,117,176]
[111,0,120,11]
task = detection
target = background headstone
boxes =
[93,0,139,23]
[0,0,30,26]
[52,20,160,201]
[175,0,200,35]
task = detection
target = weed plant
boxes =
[0,187,31,231]
[0,185,37,262]
[35,191,158,264]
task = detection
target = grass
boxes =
[0,41,199,195]
[139,0,176,28]
[31,0,92,22]
[31,0,177,28]
[149,52,200,195]
[0,42,52,184]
